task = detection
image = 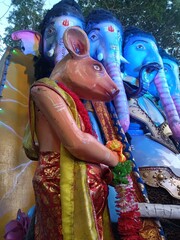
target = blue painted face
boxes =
[43,15,84,64]
[150,55,180,99]
[87,22,123,65]
[163,57,180,95]
[86,19,130,132]
[123,36,162,79]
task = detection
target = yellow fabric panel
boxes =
[0,48,37,237]
[60,146,99,240]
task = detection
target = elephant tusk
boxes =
[120,55,129,64]
[47,48,55,57]
[138,202,180,219]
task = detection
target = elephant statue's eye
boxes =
[164,64,170,73]
[93,64,102,71]
[90,34,98,41]
[164,67,168,73]
[136,44,145,50]
[47,27,55,36]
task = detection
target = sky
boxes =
[0,0,60,35]
[0,0,60,56]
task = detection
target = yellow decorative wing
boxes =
[0,48,37,236]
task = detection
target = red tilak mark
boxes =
[62,20,69,26]
[108,26,114,32]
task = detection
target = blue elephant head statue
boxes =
[12,0,85,80]
[40,0,85,64]
[85,8,130,132]
[122,27,180,140]
[159,48,180,117]
[159,48,180,95]
[122,27,163,98]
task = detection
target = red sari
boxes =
[28,79,113,240]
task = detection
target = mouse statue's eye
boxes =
[93,64,102,71]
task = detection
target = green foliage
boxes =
[112,160,132,185]
[78,0,180,61]
[3,0,46,48]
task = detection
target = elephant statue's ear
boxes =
[63,26,90,59]
[11,30,41,56]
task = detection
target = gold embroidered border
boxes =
[92,101,117,141]
[140,166,180,199]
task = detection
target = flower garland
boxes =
[106,139,132,185]
[106,139,143,240]
[57,82,94,135]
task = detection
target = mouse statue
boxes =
[22,26,121,240]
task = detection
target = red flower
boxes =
[118,211,144,240]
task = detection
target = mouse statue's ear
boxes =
[63,26,90,60]
[11,30,41,56]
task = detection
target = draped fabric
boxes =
[33,152,63,239]
[24,78,113,240]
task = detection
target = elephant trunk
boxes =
[154,69,180,140]
[105,62,130,132]
[172,95,180,118]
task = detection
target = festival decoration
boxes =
[106,139,143,239]
[2,1,180,239]
[0,48,37,238]
[11,30,41,56]
[123,27,180,238]
[106,139,132,184]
